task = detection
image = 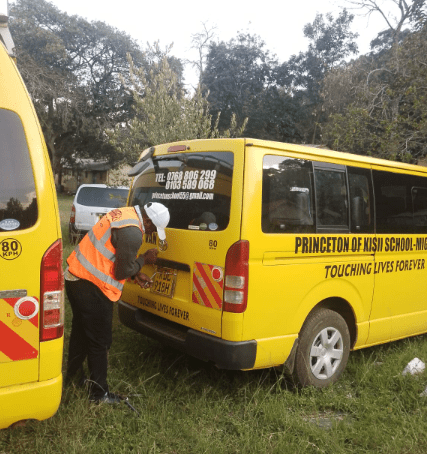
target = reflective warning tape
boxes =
[192,263,223,310]
[0,298,39,362]
[3,297,38,328]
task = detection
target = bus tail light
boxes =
[223,240,249,313]
[40,240,64,341]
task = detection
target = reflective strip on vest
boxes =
[67,207,143,301]
[111,218,140,229]
[74,245,124,292]
[87,229,115,262]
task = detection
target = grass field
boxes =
[2,194,427,453]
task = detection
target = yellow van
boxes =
[0,6,64,428]
[119,138,427,387]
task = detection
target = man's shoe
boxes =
[90,392,122,404]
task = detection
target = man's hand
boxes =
[135,272,153,289]
[142,248,158,265]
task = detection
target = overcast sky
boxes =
[46,0,396,88]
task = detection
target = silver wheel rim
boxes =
[309,326,344,380]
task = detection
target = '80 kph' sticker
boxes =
[0,238,22,260]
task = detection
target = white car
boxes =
[68,184,129,244]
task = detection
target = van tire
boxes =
[293,308,350,388]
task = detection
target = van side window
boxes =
[314,164,348,232]
[348,166,374,233]
[262,155,315,233]
[412,187,427,233]
[373,170,413,233]
[0,109,38,231]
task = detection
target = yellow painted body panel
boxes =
[0,375,62,430]
[239,145,372,362]
[0,359,39,389]
[366,237,427,344]
[39,337,64,382]
[0,39,63,428]
[122,139,245,337]
[122,137,427,371]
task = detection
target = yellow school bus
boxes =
[0,6,64,428]
[119,138,427,387]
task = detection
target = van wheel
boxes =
[293,308,350,388]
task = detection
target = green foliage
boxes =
[202,33,277,126]
[202,32,302,143]
[9,0,147,180]
[323,24,427,161]
[108,49,247,163]
[8,0,427,177]
[281,9,359,143]
[324,108,383,156]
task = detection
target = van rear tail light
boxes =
[223,240,249,313]
[40,240,64,341]
[70,205,76,223]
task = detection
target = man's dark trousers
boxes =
[65,278,113,399]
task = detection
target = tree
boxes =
[343,0,425,47]
[281,9,359,143]
[9,0,147,183]
[108,50,247,163]
[322,24,427,161]
[201,32,301,141]
[202,33,277,133]
[188,22,217,89]
[411,0,427,29]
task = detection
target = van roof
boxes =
[146,137,427,177]
[245,138,427,176]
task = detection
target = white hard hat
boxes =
[144,202,170,241]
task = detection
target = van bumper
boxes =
[118,300,257,370]
[0,374,62,429]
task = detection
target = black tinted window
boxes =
[77,187,129,208]
[348,166,374,233]
[413,187,427,233]
[373,170,413,233]
[129,152,233,231]
[0,109,38,232]
[315,168,348,229]
[262,156,315,233]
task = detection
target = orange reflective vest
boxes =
[67,207,144,302]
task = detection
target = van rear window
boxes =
[0,109,38,231]
[129,152,233,231]
[77,187,129,208]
